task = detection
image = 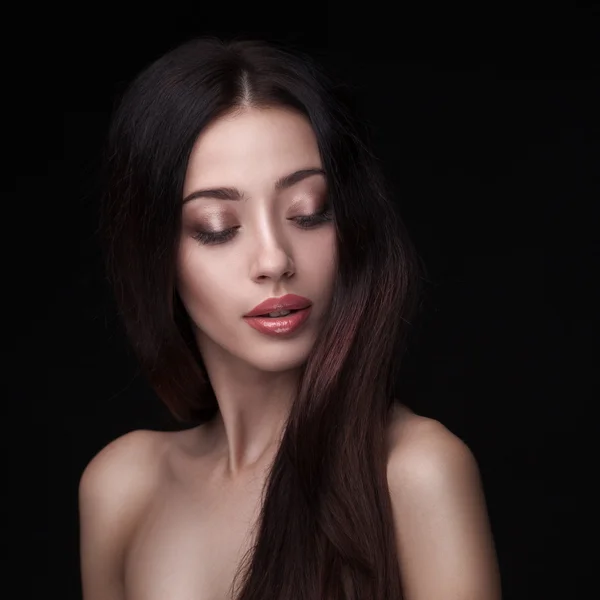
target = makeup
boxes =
[243,306,312,337]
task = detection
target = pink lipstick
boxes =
[244,294,312,337]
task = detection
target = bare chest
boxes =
[124,462,266,600]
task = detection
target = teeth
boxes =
[266,309,292,317]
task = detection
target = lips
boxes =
[244,293,312,318]
[256,308,300,317]
[243,305,312,336]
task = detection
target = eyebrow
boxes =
[182,168,326,204]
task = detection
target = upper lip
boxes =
[244,294,312,317]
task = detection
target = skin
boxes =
[176,105,337,479]
[79,106,501,600]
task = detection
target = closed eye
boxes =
[293,204,333,228]
[192,204,333,246]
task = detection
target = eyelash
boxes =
[192,205,333,246]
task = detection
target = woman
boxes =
[79,37,501,599]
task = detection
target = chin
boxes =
[196,327,317,373]
[242,349,312,373]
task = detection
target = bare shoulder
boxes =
[386,404,501,600]
[79,429,167,503]
[79,429,168,599]
[387,405,480,489]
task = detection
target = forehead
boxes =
[184,106,322,189]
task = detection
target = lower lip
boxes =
[243,306,312,337]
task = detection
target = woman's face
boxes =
[176,106,337,373]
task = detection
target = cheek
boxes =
[176,247,231,313]
[317,228,337,264]
[299,229,337,281]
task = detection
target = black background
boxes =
[9,4,597,599]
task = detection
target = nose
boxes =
[249,235,295,283]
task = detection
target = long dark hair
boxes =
[99,36,425,600]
